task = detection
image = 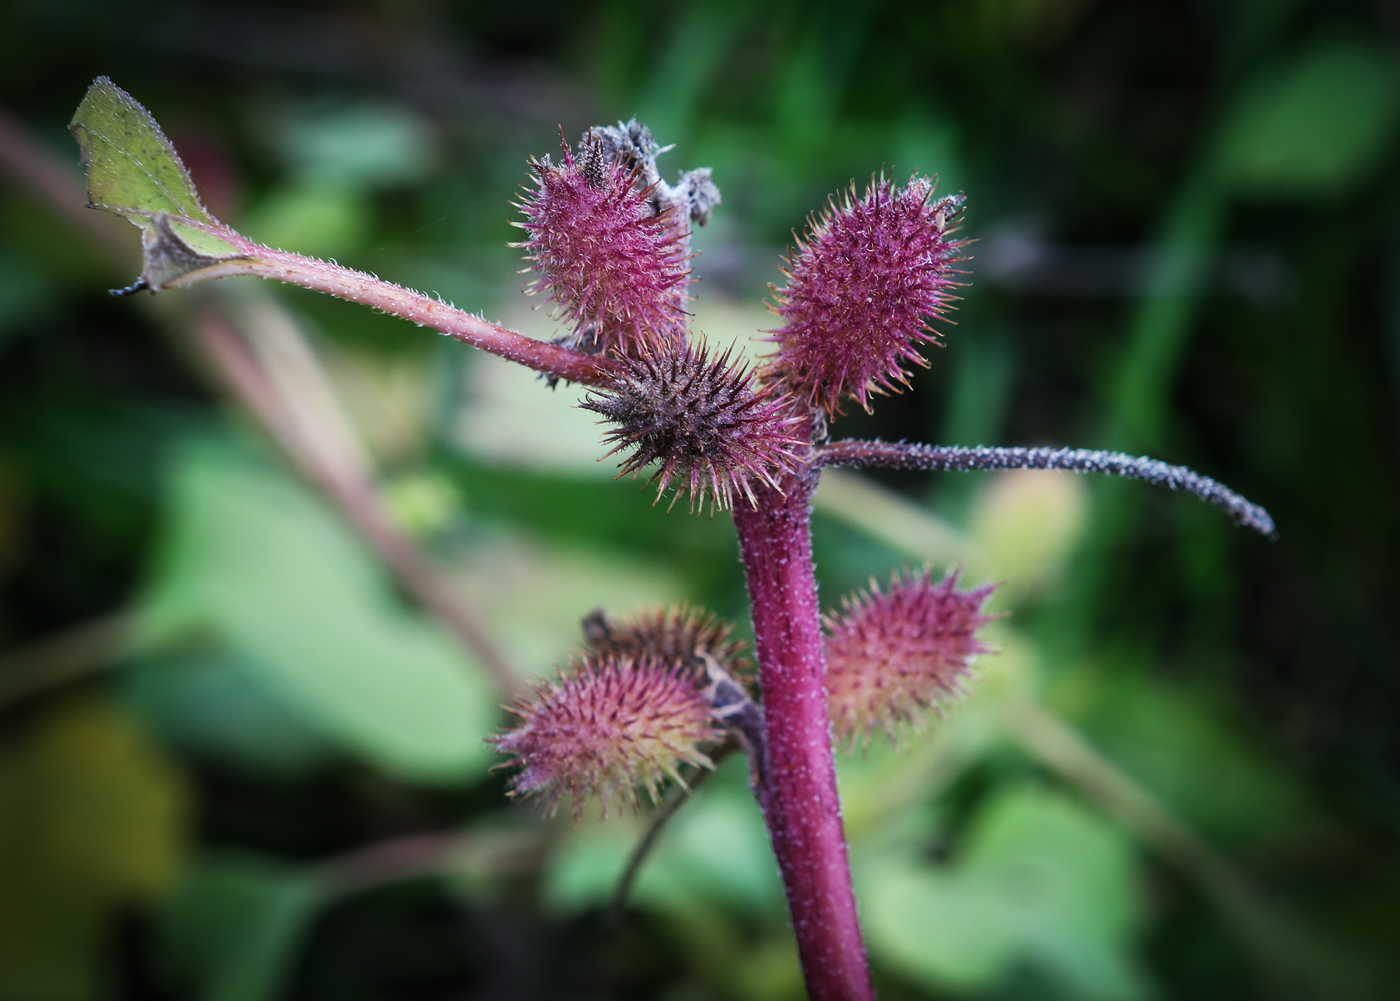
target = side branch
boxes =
[817,440,1275,537]
[166,243,622,387]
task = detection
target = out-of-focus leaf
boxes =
[893,113,967,201]
[240,182,368,260]
[0,248,53,346]
[68,78,248,289]
[1217,42,1400,197]
[544,762,782,918]
[159,853,321,1001]
[813,469,977,569]
[970,469,1088,594]
[381,471,462,537]
[1053,668,1313,849]
[542,815,642,912]
[136,437,495,782]
[453,349,615,475]
[320,343,435,466]
[448,525,686,673]
[636,782,782,915]
[121,650,338,780]
[273,103,440,189]
[862,784,1149,1000]
[0,697,188,1001]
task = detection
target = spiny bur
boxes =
[490,652,721,818]
[766,175,965,415]
[582,605,748,675]
[582,342,806,511]
[513,131,690,358]
[824,569,996,746]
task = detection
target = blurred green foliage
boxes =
[1,0,1398,999]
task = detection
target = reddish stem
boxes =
[234,247,621,386]
[731,469,874,1001]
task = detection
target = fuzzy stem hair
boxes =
[816,440,1275,537]
[731,464,875,1001]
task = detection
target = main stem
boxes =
[731,468,873,1001]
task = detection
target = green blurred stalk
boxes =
[1050,161,1228,657]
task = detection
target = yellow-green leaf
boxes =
[68,77,249,290]
[70,77,213,227]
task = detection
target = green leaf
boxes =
[1055,668,1312,850]
[862,784,1150,999]
[69,77,249,290]
[1216,42,1400,198]
[135,437,496,783]
[159,853,322,1001]
[543,772,784,918]
[121,650,339,780]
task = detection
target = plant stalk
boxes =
[731,468,874,1001]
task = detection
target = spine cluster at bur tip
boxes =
[513,132,691,358]
[824,569,996,746]
[491,652,721,819]
[767,175,965,416]
[582,605,748,674]
[582,343,807,512]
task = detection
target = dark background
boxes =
[1,1,1398,999]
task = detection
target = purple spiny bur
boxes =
[824,569,996,747]
[767,176,965,416]
[513,135,691,358]
[583,605,749,677]
[581,343,807,512]
[490,652,722,819]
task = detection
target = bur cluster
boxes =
[493,127,1003,816]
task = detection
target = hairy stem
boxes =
[166,242,621,386]
[732,470,873,1001]
[817,439,1275,537]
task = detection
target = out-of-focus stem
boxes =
[0,106,520,698]
[1006,698,1318,999]
[191,305,521,697]
[732,469,873,1001]
[0,614,130,710]
[608,748,731,923]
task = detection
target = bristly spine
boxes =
[824,569,996,746]
[581,342,807,512]
[766,175,965,416]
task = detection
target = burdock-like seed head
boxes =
[582,605,748,674]
[766,175,965,415]
[513,132,691,358]
[491,653,721,818]
[581,342,807,512]
[824,569,995,746]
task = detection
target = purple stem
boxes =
[817,439,1276,537]
[731,469,874,1001]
